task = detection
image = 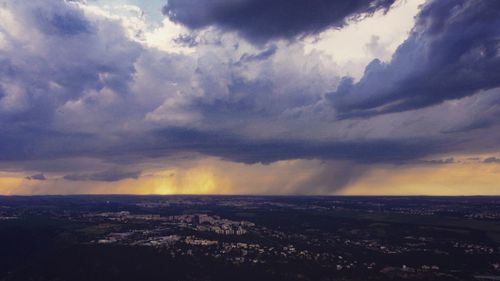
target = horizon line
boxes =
[2,194,500,197]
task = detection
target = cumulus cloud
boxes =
[162,0,397,44]
[0,0,142,132]
[329,0,500,118]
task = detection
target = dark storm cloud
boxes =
[441,119,497,134]
[25,174,47,181]
[151,128,442,165]
[162,0,396,44]
[0,124,442,167]
[329,0,500,118]
[63,170,141,182]
[0,129,102,162]
[36,7,90,36]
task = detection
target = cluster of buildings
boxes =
[184,236,218,246]
[89,211,164,221]
[0,207,18,220]
[388,207,437,216]
[167,214,254,236]
[466,212,500,220]
[0,215,18,220]
[84,212,255,238]
[91,225,371,269]
[453,242,497,254]
[380,264,442,277]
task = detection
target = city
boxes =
[1,196,500,280]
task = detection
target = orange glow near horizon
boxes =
[339,162,500,196]
[1,157,500,196]
[0,177,26,195]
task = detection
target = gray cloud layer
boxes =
[63,170,140,182]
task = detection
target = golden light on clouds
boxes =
[0,177,25,195]
[150,166,231,195]
[340,160,500,195]
[1,156,500,196]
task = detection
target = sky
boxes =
[0,0,499,195]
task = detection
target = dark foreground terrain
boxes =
[1,195,500,281]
